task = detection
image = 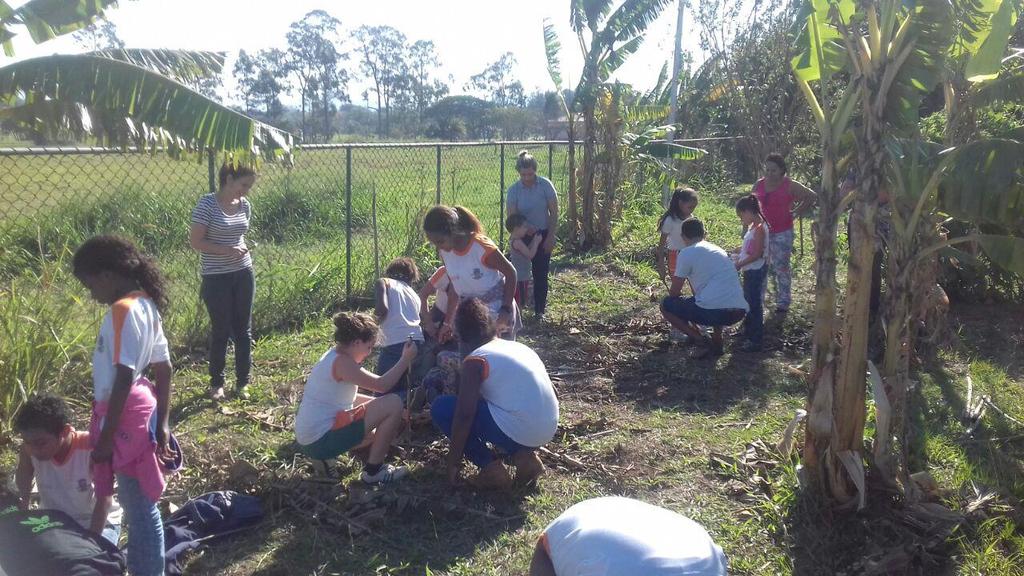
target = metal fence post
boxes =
[548,142,553,179]
[435,145,442,205]
[499,143,505,250]
[207,148,216,194]
[345,146,352,307]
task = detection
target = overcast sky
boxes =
[6,0,706,106]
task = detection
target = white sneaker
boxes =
[360,463,409,485]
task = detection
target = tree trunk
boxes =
[567,117,579,248]
[581,101,597,248]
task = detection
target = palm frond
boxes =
[606,0,673,45]
[85,49,225,84]
[1,0,119,54]
[599,35,644,81]
[883,0,953,130]
[969,67,1024,107]
[937,138,1024,228]
[0,54,292,159]
[542,19,564,92]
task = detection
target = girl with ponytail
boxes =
[423,205,521,340]
[72,235,174,575]
[733,195,769,352]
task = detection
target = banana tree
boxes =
[878,136,1024,498]
[792,0,955,507]
[567,0,674,249]
[543,18,579,247]
[1,0,291,160]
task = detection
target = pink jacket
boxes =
[89,378,166,503]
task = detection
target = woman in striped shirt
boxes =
[189,163,257,400]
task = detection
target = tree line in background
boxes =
[54,10,574,143]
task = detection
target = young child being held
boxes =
[506,214,542,309]
[375,257,424,402]
[294,312,417,484]
[733,195,769,352]
[656,188,700,285]
[72,235,175,576]
[15,393,123,546]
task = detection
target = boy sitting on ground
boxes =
[14,393,122,546]
[660,217,749,359]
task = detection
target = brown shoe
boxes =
[470,460,512,490]
[512,450,545,486]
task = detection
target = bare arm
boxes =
[791,180,818,216]
[92,365,135,464]
[375,279,389,320]
[336,342,416,394]
[669,275,686,297]
[446,358,484,482]
[529,538,556,576]
[151,360,173,457]
[189,223,247,257]
[88,495,113,534]
[656,233,668,276]
[543,196,559,252]
[15,447,34,510]
[483,250,517,310]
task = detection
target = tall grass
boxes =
[0,144,573,436]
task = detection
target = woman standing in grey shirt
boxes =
[188,163,257,400]
[505,150,558,319]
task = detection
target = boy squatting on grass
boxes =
[294,311,417,484]
[14,393,123,547]
[506,213,543,309]
[660,217,749,360]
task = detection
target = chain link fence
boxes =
[0,141,574,349]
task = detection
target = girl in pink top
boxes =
[751,153,816,315]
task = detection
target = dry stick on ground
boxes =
[538,445,586,469]
[285,485,400,549]
[548,367,610,378]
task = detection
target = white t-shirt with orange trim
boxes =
[428,267,451,313]
[92,291,170,402]
[31,430,123,529]
[295,349,359,445]
[465,338,558,447]
[440,234,507,312]
[660,215,688,252]
[541,497,728,576]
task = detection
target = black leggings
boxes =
[200,267,254,389]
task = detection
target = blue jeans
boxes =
[376,341,425,404]
[117,475,165,576]
[662,296,746,327]
[430,396,526,467]
[101,522,121,548]
[743,268,766,346]
[200,267,255,389]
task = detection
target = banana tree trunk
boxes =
[581,101,597,248]
[567,117,579,248]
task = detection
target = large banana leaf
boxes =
[937,139,1024,227]
[1,0,120,56]
[622,124,707,160]
[883,0,953,130]
[969,67,1024,107]
[86,49,224,84]
[976,235,1024,275]
[605,0,673,44]
[542,19,564,92]
[598,34,644,81]
[790,0,855,84]
[955,0,1021,81]
[0,54,292,158]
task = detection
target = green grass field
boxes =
[0,143,572,433]
[1,158,1023,574]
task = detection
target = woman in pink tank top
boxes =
[751,153,816,315]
